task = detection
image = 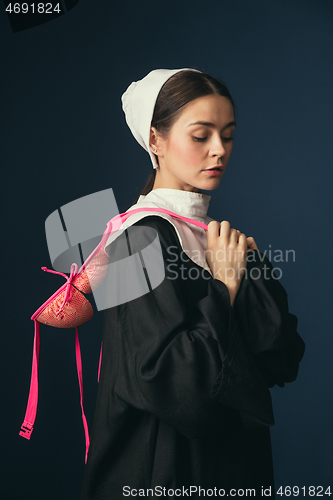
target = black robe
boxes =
[81,216,305,500]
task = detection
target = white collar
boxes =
[105,188,213,273]
[136,188,211,223]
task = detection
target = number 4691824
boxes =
[5,3,62,14]
[276,486,331,497]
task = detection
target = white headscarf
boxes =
[121,68,201,169]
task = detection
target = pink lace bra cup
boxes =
[19,208,209,463]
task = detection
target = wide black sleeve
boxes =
[234,250,305,388]
[103,216,275,439]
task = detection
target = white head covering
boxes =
[121,68,201,169]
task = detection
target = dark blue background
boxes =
[1,0,332,498]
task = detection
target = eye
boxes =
[193,136,207,142]
[193,135,235,143]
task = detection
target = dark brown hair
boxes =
[140,69,235,195]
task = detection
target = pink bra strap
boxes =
[76,208,209,277]
[20,323,90,463]
[114,207,209,232]
[74,327,90,463]
[19,320,40,440]
[42,263,79,315]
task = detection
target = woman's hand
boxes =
[205,221,248,307]
[236,231,258,251]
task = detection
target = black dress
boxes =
[81,215,305,500]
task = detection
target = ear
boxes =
[149,127,164,158]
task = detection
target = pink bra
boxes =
[20,208,208,462]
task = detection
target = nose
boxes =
[209,134,226,157]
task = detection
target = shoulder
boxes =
[132,215,181,245]
[106,215,182,261]
[128,216,183,258]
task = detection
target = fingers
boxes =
[205,221,249,290]
[246,237,258,250]
[221,222,246,248]
[206,220,220,235]
[238,233,248,252]
[206,221,220,246]
[219,221,231,243]
[207,221,247,247]
[229,228,238,246]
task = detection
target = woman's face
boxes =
[151,94,236,192]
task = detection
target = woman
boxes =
[81,68,305,499]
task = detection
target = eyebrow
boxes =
[187,120,237,130]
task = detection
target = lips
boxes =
[203,166,224,177]
[204,166,223,172]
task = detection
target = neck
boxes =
[152,171,200,193]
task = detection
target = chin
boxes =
[182,176,223,192]
[197,179,223,192]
